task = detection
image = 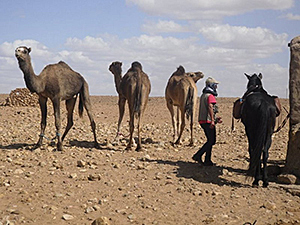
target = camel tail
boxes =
[185,86,194,120]
[133,66,142,118]
[78,80,90,118]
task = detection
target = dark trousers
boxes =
[194,123,216,162]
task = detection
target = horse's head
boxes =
[245,73,263,90]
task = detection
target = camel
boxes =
[15,46,99,151]
[109,61,151,151]
[165,66,204,145]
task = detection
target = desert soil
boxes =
[0,94,299,225]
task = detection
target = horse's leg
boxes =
[262,137,272,187]
[166,100,176,143]
[36,96,48,148]
[62,97,77,142]
[115,96,126,142]
[175,107,185,145]
[52,98,63,151]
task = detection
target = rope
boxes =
[274,107,290,133]
[39,133,60,141]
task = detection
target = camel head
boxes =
[15,46,31,62]
[186,71,204,83]
[109,61,122,76]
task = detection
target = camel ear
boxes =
[258,73,263,79]
[244,73,250,79]
[28,47,31,53]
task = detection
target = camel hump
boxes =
[177,65,185,74]
[58,61,72,69]
[171,66,185,77]
[131,61,142,71]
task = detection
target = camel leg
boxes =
[135,114,142,151]
[82,97,99,148]
[176,107,181,137]
[62,97,77,142]
[175,108,185,145]
[126,108,134,150]
[52,98,63,151]
[189,107,194,146]
[166,100,177,143]
[36,96,48,148]
[115,96,126,142]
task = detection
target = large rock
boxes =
[277,174,297,184]
[286,36,300,177]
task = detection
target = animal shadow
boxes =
[0,143,36,151]
[145,158,249,187]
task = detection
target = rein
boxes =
[273,107,290,133]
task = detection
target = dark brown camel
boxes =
[15,46,99,151]
[165,66,204,145]
[109,61,151,151]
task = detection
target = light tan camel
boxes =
[15,46,99,151]
[109,61,151,151]
[165,66,204,145]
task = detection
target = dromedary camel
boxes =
[109,61,151,151]
[165,66,204,145]
[15,46,99,151]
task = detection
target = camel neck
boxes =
[113,73,122,95]
[18,58,40,93]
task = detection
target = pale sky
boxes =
[0,0,299,97]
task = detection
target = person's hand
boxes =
[210,121,215,129]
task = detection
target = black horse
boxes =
[241,73,277,187]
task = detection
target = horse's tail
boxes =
[185,86,194,120]
[133,66,142,118]
[248,104,273,176]
[78,80,90,118]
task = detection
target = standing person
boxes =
[192,77,222,166]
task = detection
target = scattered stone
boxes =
[62,214,74,221]
[263,202,277,210]
[85,206,95,214]
[77,160,86,167]
[91,216,110,225]
[69,173,77,179]
[14,168,24,175]
[277,174,297,184]
[88,174,101,181]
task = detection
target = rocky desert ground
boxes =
[0,92,299,225]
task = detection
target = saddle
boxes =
[232,95,281,119]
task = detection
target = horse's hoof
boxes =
[252,180,259,187]
[263,182,269,188]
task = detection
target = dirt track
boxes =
[0,94,299,225]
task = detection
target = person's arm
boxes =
[208,103,215,128]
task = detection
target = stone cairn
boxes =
[0,88,39,107]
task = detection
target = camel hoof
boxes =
[135,147,144,152]
[57,143,63,151]
[94,142,101,149]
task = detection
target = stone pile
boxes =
[1,88,39,107]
